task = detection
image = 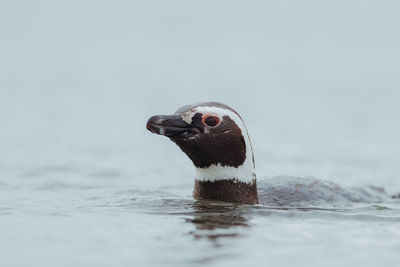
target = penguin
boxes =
[146,102,390,206]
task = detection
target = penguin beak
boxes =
[146,115,200,138]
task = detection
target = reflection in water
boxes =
[186,201,252,241]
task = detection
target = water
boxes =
[1,141,399,267]
[1,163,399,267]
[1,1,400,266]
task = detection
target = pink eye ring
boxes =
[202,114,220,127]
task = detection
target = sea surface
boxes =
[1,1,400,266]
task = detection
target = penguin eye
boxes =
[202,115,220,127]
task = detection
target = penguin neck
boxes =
[193,178,258,204]
[191,145,257,204]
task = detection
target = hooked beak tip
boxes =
[146,115,164,135]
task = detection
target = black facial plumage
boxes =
[171,112,246,169]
